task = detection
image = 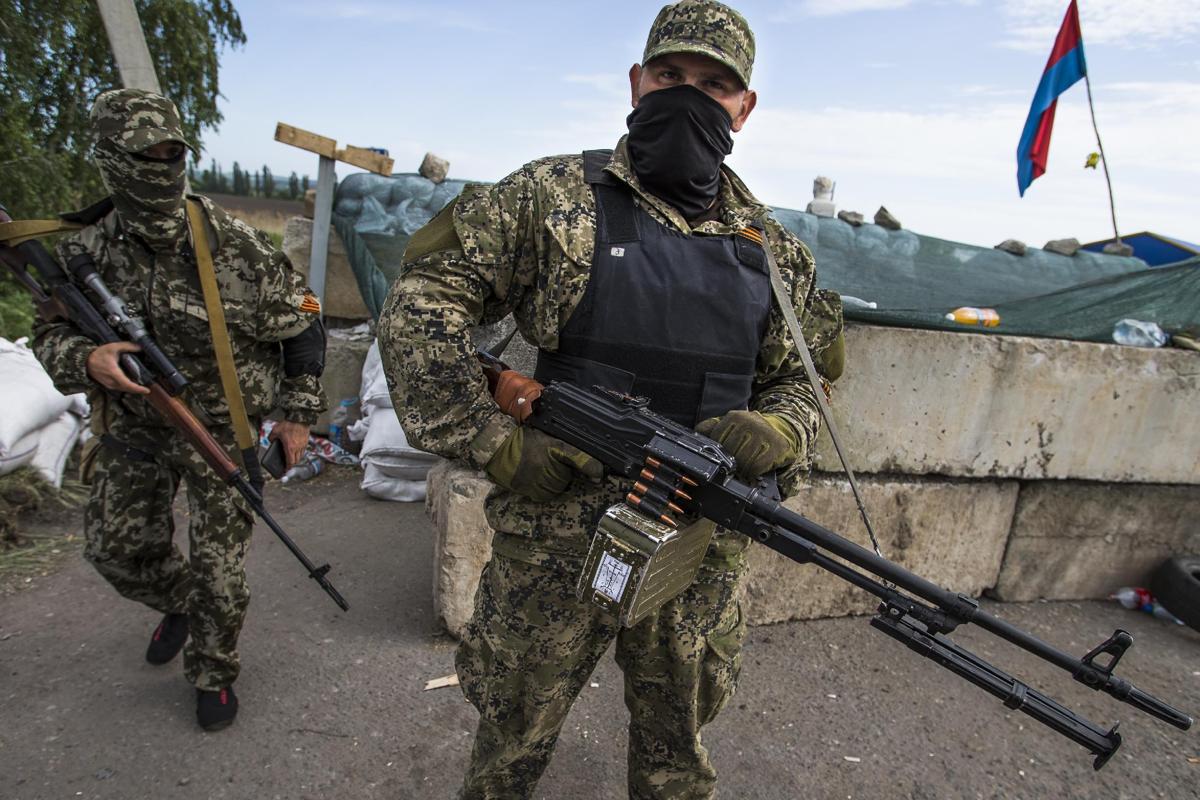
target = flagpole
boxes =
[1083,73,1121,244]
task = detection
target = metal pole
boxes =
[308,155,336,313]
[95,0,162,93]
[1083,74,1121,244]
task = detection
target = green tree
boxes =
[0,0,246,220]
[254,169,261,195]
[287,171,299,200]
[231,161,242,194]
[301,174,310,194]
[262,165,274,198]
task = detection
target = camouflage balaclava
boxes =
[90,89,197,249]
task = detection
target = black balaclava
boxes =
[93,138,188,250]
[626,83,735,220]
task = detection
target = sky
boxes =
[201,0,1200,250]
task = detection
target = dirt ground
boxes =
[1,469,1197,800]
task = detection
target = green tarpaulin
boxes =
[333,172,1199,345]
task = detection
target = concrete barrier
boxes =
[423,324,1200,635]
[313,336,372,434]
[993,481,1200,601]
[814,326,1200,484]
[744,475,1016,622]
[425,464,1018,633]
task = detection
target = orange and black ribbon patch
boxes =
[736,226,764,246]
[298,292,321,314]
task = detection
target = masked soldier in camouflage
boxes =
[32,89,327,732]
[379,1,843,796]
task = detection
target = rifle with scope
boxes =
[478,350,1193,770]
[0,206,348,612]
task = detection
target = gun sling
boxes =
[184,199,262,487]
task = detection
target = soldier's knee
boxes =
[697,602,746,726]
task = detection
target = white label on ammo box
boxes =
[593,552,633,602]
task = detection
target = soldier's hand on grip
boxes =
[86,342,151,395]
[695,410,798,481]
[485,426,604,502]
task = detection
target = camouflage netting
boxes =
[333,173,1200,344]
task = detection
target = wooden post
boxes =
[273,123,394,310]
[95,0,162,93]
[309,155,337,314]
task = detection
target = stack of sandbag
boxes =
[348,340,439,502]
[0,338,89,487]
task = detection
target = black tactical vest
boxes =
[534,150,772,427]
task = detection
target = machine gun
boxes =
[0,207,348,612]
[478,351,1192,770]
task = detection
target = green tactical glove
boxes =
[485,426,604,502]
[695,410,801,481]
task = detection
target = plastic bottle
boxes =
[328,396,357,449]
[281,454,324,485]
[945,307,1000,327]
[1110,587,1184,625]
[1112,319,1168,348]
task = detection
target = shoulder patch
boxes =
[299,291,321,314]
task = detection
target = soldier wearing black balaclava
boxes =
[378,1,845,797]
[32,88,327,733]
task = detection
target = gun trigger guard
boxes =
[1081,630,1132,677]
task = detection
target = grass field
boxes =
[207,192,304,248]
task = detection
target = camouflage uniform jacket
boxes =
[380,138,842,557]
[33,195,326,427]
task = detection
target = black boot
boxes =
[145,613,189,665]
[196,685,238,731]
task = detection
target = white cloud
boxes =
[729,79,1200,247]
[563,73,630,99]
[999,0,1200,51]
[296,2,494,32]
[775,0,916,18]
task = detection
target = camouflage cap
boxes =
[642,0,756,88]
[90,88,197,155]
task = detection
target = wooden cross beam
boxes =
[274,123,395,310]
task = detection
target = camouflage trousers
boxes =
[456,538,747,800]
[83,417,253,690]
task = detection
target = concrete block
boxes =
[282,216,372,321]
[427,460,495,637]
[425,465,1017,633]
[813,325,1200,484]
[313,337,372,434]
[743,475,1017,623]
[993,482,1200,602]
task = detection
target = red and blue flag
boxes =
[1016,1,1088,196]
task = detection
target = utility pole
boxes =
[95,0,162,93]
[274,123,393,309]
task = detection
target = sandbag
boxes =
[30,411,84,488]
[361,409,438,481]
[359,340,392,414]
[0,430,40,477]
[360,462,426,503]
[0,338,73,456]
